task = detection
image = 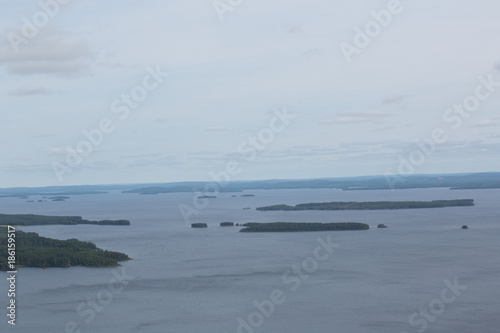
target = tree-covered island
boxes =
[0,214,131,226]
[256,199,474,211]
[239,222,369,232]
[0,229,130,270]
[191,223,208,228]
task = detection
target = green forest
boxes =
[0,214,131,226]
[239,222,369,232]
[191,223,208,228]
[256,199,474,211]
[0,228,130,270]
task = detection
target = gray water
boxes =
[1,188,499,332]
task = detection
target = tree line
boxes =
[239,222,369,232]
[0,214,130,226]
[256,199,475,211]
[0,229,130,270]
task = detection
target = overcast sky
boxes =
[1,0,500,188]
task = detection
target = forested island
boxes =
[239,222,369,232]
[256,199,474,211]
[191,223,208,228]
[0,229,130,270]
[0,214,131,226]
[49,196,70,201]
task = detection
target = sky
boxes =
[1,0,500,188]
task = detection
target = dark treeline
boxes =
[257,199,474,211]
[191,223,208,228]
[241,223,261,227]
[0,229,130,270]
[0,214,131,226]
[239,222,369,232]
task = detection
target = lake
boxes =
[1,188,499,332]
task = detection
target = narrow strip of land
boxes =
[256,199,474,211]
[239,222,369,232]
[0,214,130,226]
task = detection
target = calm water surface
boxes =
[0,188,499,332]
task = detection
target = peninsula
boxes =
[0,229,130,270]
[256,199,474,211]
[0,214,131,226]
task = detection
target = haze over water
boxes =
[1,188,499,333]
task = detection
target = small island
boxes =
[220,222,234,227]
[191,223,208,228]
[239,222,369,232]
[0,229,130,270]
[0,214,131,226]
[49,196,70,201]
[198,195,217,199]
[240,194,255,197]
[256,199,474,211]
[377,224,388,229]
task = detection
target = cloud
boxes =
[121,154,183,168]
[188,151,220,156]
[8,86,62,96]
[205,127,227,132]
[302,48,322,61]
[0,27,92,76]
[47,147,86,156]
[382,95,409,105]
[219,141,409,169]
[153,117,169,123]
[320,111,390,124]
[32,134,53,138]
[285,24,303,36]
[473,119,499,128]
[226,139,500,165]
